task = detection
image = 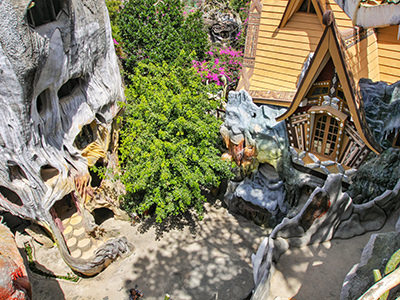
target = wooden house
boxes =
[240,0,400,107]
[239,0,400,175]
[276,12,381,175]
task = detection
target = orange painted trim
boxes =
[309,105,348,122]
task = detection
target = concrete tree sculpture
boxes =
[0,0,130,275]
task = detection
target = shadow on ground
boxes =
[123,200,266,300]
[29,199,266,300]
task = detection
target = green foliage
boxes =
[117,0,209,74]
[118,55,232,222]
[229,0,250,22]
[228,0,250,50]
[106,0,122,23]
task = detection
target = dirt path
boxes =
[27,201,400,300]
[29,200,266,300]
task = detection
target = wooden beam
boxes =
[357,267,400,300]
[278,0,302,28]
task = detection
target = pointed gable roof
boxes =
[276,11,382,154]
[278,0,325,28]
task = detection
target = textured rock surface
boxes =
[0,0,129,275]
[340,232,400,300]
[221,90,297,224]
[334,0,400,28]
[224,164,288,227]
[202,0,242,46]
[347,149,400,203]
[361,78,400,147]
[234,165,286,214]
[221,90,324,224]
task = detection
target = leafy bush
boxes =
[229,0,250,22]
[118,0,209,74]
[118,55,232,222]
[229,0,250,50]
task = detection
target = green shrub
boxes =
[118,0,209,74]
[229,0,250,22]
[118,54,232,222]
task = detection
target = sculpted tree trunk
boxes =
[0,0,130,275]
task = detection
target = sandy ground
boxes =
[29,200,266,300]
[27,200,400,300]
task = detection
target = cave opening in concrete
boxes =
[0,186,23,207]
[27,0,64,28]
[89,159,105,188]
[92,207,114,225]
[51,193,78,225]
[74,122,96,150]
[0,211,30,234]
[58,77,81,99]
[8,163,28,182]
[40,164,60,184]
[95,113,106,124]
[36,89,51,118]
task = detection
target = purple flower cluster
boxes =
[183,8,195,15]
[192,47,243,86]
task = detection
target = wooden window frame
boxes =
[306,81,330,101]
[311,114,341,160]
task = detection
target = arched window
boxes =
[312,114,339,159]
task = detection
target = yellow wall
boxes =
[251,3,323,93]
[325,0,353,30]
[377,25,400,84]
[345,30,380,84]
[249,0,353,95]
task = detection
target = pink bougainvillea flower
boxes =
[192,46,243,87]
[113,38,119,45]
